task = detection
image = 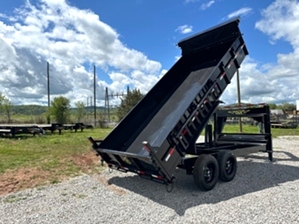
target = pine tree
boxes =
[117,89,143,121]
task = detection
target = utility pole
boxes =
[105,87,125,122]
[105,87,110,122]
[47,62,50,124]
[236,69,242,132]
[47,62,50,108]
[93,65,96,127]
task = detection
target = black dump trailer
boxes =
[89,18,273,191]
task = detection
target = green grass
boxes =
[0,128,112,174]
[3,193,32,203]
[222,124,299,138]
[1,124,298,175]
[1,123,299,195]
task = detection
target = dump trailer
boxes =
[89,18,273,191]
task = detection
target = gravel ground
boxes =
[1,136,299,224]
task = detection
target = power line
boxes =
[104,87,127,122]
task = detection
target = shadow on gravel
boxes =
[108,152,299,216]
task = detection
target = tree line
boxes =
[267,103,297,111]
[2,89,296,125]
[0,89,144,124]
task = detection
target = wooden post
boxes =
[47,62,51,124]
[93,65,96,127]
[236,69,242,132]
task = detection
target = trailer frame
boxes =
[89,18,273,191]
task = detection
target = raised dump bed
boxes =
[90,18,273,191]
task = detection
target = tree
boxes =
[268,103,277,109]
[75,101,85,122]
[50,96,70,124]
[0,92,13,123]
[117,88,144,121]
[0,93,4,102]
[0,93,3,108]
[278,103,296,112]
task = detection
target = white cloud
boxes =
[227,7,252,19]
[221,58,278,104]
[0,13,9,19]
[175,25,193,34]
[253,0,299,103]
[175,55,181,62]
[222,1,299,105]
[200,1,215,10]
[222,55,299,105]
[0,0,162,106]
[2,0,299,109]
[131,70,160,93]
[109,72,131,91]
[184,0,199,3]
[255,0,299,47]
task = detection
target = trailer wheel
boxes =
[193,155,219,191]
[217,151,237,182]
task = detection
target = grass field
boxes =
[1,124,299,195]
[0,128,112,173]
[0,128,111,195]
[222,124,299,138]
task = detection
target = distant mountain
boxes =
[71,106,106,112]
[10,105,48,115]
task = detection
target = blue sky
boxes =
[0,0,299,106]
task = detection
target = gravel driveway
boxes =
[1,136,299,224]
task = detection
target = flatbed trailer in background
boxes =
[89,18,273,191]
[0,124,43,137]
[0,123,91,137]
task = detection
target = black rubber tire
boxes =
[193,155,219,191]
[217,151,237,182]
